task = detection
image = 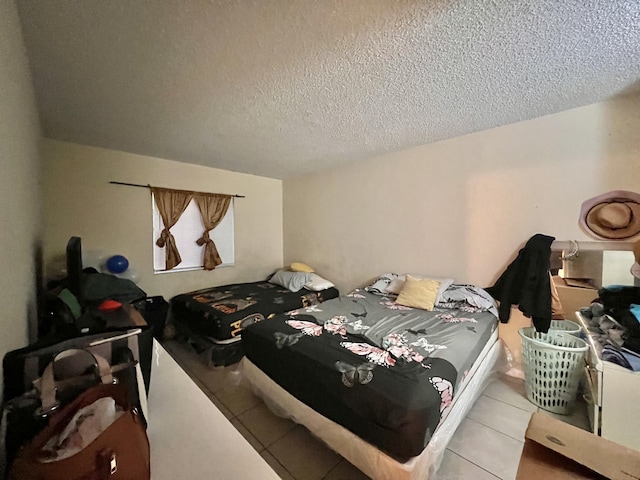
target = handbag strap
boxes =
[36,350,114,417]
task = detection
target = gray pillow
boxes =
[268,270,311,292]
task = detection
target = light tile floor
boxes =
[160,339,590,480]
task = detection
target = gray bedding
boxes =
[287,287,498,387]
[242,286,499,460]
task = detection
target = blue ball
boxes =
[106,255,129,274]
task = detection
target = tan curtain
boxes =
[152,187,194,270]
[194,193,232,270]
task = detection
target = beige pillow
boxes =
[387,274,455,304]
[290,262,314,273]
[396,275,441,311]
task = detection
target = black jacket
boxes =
[486,234,555,332]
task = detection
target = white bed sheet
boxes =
[240,328,506,480]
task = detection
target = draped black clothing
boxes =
[486,234,555,333]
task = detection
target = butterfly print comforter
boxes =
[170,281,339,342]
[242,288,498,461]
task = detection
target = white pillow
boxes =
[304,273,335,291]
[387,274,455,303]
[364,273,399,295]
[268,270,311,292]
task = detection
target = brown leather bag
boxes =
[8,381,149,480]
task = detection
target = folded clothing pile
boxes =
[598,286,640,352]
[580,286,640,366]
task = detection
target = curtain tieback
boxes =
[156,229,172,248]
[196,231,212,246]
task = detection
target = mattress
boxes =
[240,331,503,480]
[241,288,499,461]
[170,280,340,342]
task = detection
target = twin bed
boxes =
[170,272,505,479]
[168,275,339,365]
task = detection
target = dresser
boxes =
[576,311,640,450]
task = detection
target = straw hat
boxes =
[579,190,640,240]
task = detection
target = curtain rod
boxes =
[109,181,245,198]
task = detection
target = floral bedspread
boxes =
[242,288,497,460]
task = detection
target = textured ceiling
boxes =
[16,0,640,179]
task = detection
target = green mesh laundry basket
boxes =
[549,319,582,335]
[519,327,588,415]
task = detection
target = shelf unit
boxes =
[576,310,640,450]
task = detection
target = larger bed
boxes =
[239,274,505,479]
[169,276,340,366]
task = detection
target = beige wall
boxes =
[42,140,283,300]
[0,0,42,370]
[283,94,640,295]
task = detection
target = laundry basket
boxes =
[519,327,588,415]
[548,319,582,336]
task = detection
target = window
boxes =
[152,194,234,273]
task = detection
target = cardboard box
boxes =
[554,284,598,322]
[516,413,640,480]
